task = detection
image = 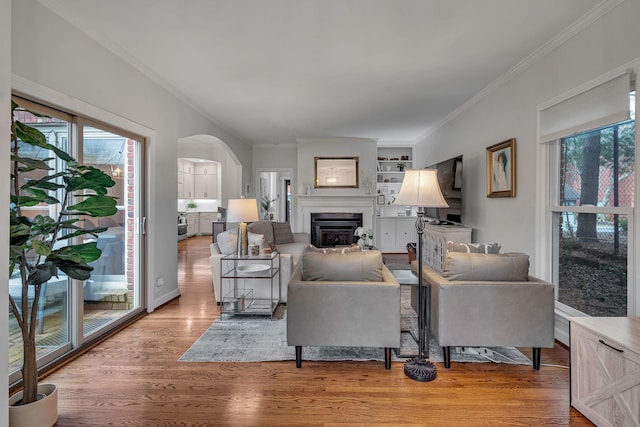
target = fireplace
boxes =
[311,212,363,247]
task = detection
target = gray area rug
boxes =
[180,288,532,366]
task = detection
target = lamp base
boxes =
[404,357,437,382]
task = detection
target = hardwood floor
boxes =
[43,236,593,426]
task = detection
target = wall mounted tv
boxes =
[425,155,463,224]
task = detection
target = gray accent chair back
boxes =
[287,250,401,369]
[412,252,555,369]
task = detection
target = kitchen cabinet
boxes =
[194,174,217,199]
[198,212,218,235]
[186,212,199,237]
[569,317,640,427]
[375,217,416,253]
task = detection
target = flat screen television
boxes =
[424,155,463,224]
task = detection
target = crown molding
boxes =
[415,0,625,143]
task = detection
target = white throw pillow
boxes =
[217,230,267,255]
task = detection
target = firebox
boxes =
[310,212,363,247]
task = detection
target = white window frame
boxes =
[536,62,639,345]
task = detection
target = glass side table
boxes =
[219,251,280,319]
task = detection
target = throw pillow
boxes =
[272,222,294,244]
[443,252,529,282]
[446,241,501,254]
[247,220,275,246]
[302,250,383,282]
[216,230,267,255]
[306,244,361,254]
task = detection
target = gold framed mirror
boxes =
[314,157,359,188]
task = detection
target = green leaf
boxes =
[67,195,118,217]
[12,155,54,171]
[56,261,94,281]
[15,121,74,162]
[27,262,57,287]
[22,188,60,204]
[31,240,52,257]
[65,167,116,194]
[50,242,102,264]
[10,195,46,207]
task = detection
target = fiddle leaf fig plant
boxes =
[9,100,118,405]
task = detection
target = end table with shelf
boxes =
[220,251,281,319]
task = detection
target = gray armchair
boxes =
[412,252,555,369]
[287,250,401,369]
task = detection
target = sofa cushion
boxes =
[446,241,501,254]
[217,230,267,255]
[443,252,529,282]
[272,222,294,244]
[306,244,361,254]
[302,251,383,282]
[247,220,275,245]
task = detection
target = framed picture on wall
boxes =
[377,195,385,205]
[486,138,516,198]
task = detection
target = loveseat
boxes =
[287,250,400,369]
[209,221,309,303]
[411,251,555,369]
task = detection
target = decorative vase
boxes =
[9,383,58,427]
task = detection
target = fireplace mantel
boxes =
[295,195,376,234]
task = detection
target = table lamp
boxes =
[394,169,448,382]
[226,198,259,256]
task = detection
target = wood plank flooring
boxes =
[43,236,593,426]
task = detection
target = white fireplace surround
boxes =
[295,195,376,234]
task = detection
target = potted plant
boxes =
[260,195,276,220]
[9,100,117,426]
[396,162,407,172]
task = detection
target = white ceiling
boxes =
[43,0,602,146]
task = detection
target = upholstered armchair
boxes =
[412,251,555,369]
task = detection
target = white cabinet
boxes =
[194,174,217,199]
[569,317,640,427]
[195,164,216,175]
[375,217,417,253]
[422,224,472,272]
[178,159,194,199]
[186,212,199,237]
[198,212,218,235]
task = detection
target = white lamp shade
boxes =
[394,169,449,208]
[226,198,259,223]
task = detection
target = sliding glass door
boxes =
[9,97,146,384]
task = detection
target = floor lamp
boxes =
[394,169,449,382]
[227,198,259,256]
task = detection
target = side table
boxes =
[220,251,280,319]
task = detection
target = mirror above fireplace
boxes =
[314,157,359,188]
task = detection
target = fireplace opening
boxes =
[311,212,363,247]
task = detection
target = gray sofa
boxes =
[287,250,400,369]
[412,251,555,369]
[209,221,309,303]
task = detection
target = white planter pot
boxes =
[9,383,58,427]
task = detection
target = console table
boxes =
[569,317,640,426]
[422,224,472,272]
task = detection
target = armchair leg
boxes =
[384,348,391,369]
[443,346,451,368]
[532,347,541,370]
[295,346,302,368]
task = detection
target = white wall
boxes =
[296,137,378,196]
[10,0,253,309]
[1,0,11,421]
[415,0,640,273]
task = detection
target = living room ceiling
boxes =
[42,0,601,146]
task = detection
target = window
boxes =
[540,70,636,329]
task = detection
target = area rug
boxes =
[180,289,532,366]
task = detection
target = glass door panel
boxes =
[9,101,72,379]
[81,124,143,337]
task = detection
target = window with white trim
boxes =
[540,70,636,320]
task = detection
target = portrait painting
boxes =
[486,138,516,198]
